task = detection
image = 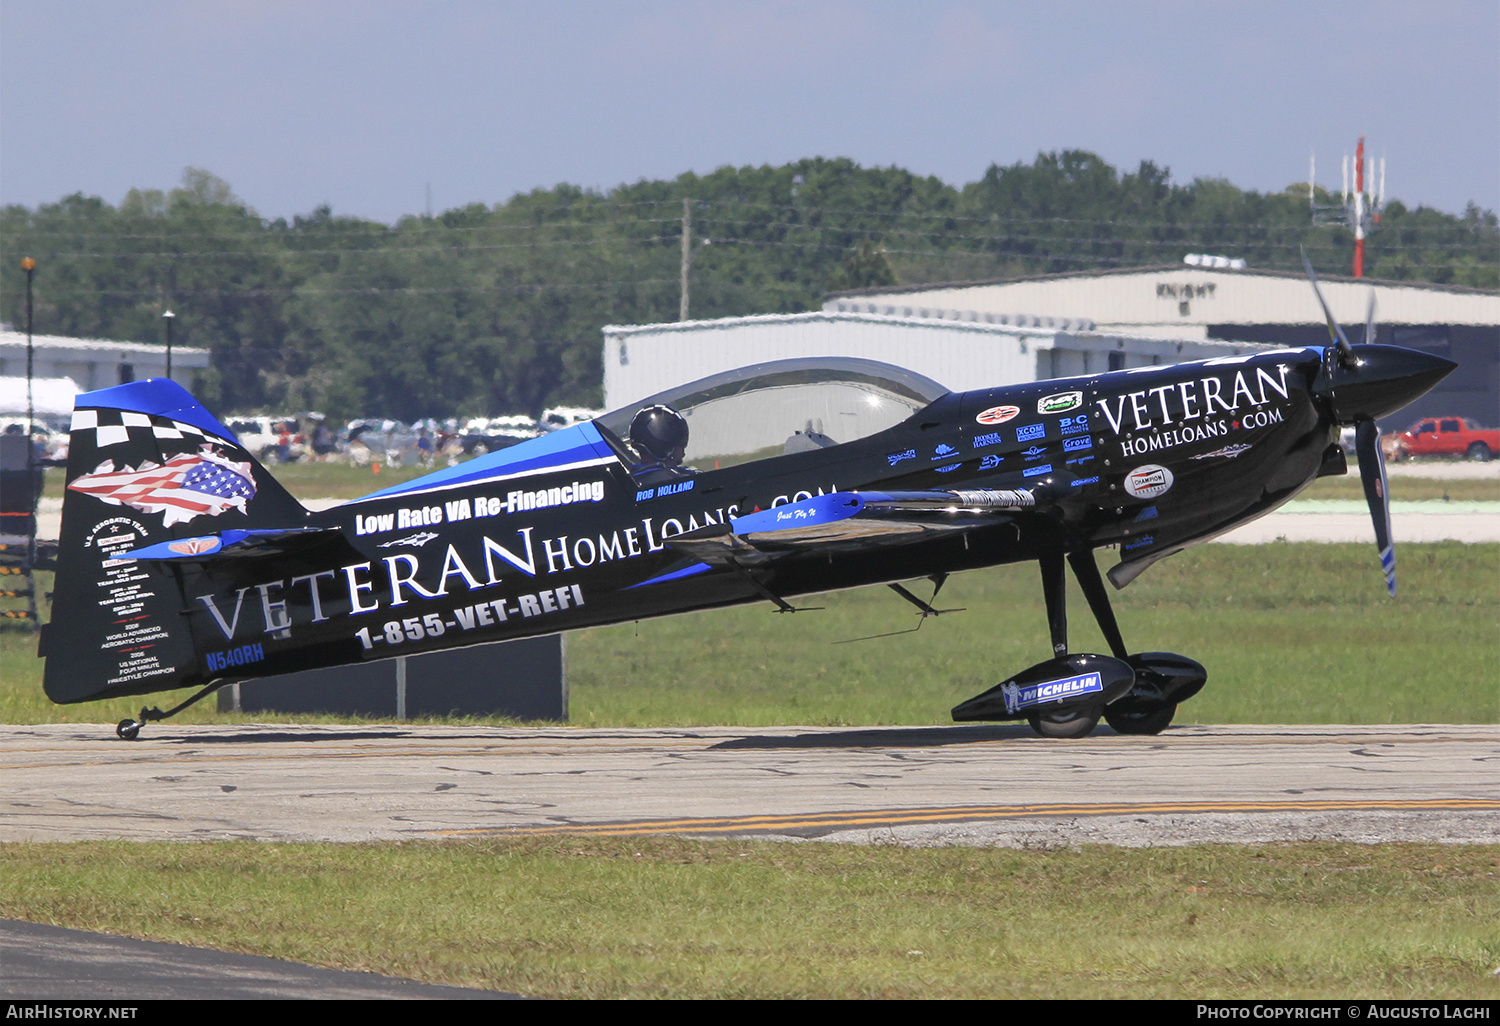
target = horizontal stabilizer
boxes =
[114,527,342,562]
[666,489,1035,566]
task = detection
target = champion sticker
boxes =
[976,405,1020,425]
[1124,464,1174,499]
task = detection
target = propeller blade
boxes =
[1364,290,1377,345]
[1301,247,1354,363]
[1355,417,1396,597]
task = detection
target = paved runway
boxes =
[3,723,1495,848]
[0,918,512,1000]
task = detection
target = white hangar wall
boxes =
[0,332,210,395]
[601,311,1271,411]
[824,266,1500,340]
[824,267,1500,427]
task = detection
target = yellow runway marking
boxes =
[435,797,1500,838]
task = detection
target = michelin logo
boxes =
[1002,671,1104,714]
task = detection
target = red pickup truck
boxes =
[1385,417,1499,462]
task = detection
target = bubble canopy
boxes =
[596,357,950,472]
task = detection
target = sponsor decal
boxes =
[931,443,960,461]
[1022,464,1053,478]
[68,445,255,527]
[355,481,606,535]
[770,484,840,508]
[975,405,1020,425]
[1191,443,1253,461]
[1122,534,1155,552]
[1038,391,1083,415]
[1065,455,1095,467]
[353,585,586,651]
[1015,423,1045,443]
[503,479,605,514]
[191,504,743,644]
[1021,445,1047,461]
[168,537,218,556]
[934,463,961,473]
[1059,414,1089,436]
[1002,671,1104,714]
[1124,464,1174,499]
[206,642,265,673]
[378,531,440,549]
[1073,476,1100,486]
[979,454,1002,471]
[1119,420,1232,457]
[1235,409,1284,430]
[1133,505,1159,521]
[1063,436,1093,453]
[886,448,917,467]
[1094,363,1293,436]
[972,431,1003,449]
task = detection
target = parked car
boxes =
[538,406,601,432]
[1385,416,1499,462]
[224,416,305,463]
[461,415,542,455]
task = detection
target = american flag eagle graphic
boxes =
[67,445,256,527]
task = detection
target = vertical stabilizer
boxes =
[42,379,308,703]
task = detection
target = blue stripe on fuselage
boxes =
[356,422,617,500]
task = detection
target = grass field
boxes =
[2,839,1496,999]
[3,543,1496,727]
[7,461,1498,1000]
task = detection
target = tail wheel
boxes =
[1103,702,1177,736]
[1467,442,1492,462]
[1027,707,1101,739]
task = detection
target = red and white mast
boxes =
[1310,135,1385,278]
[1353,136,1366,277]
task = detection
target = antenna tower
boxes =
[1309,135,1385,277]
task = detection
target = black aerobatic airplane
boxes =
[39,269,1453,739]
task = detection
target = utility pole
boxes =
[679,198,691,321]
[22,258,34,438]
[162,309,175,381]
[21,257,38,629]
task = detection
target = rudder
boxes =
[41,379,309,704]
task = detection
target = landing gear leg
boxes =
[1067,550,1195,735]
[1024,549,1104,739]
[115,680,230,740]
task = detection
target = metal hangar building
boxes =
[824,265,1500,428]
[602,311,1273,413]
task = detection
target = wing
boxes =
[664,488,1040,567]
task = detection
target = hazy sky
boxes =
[3,1,1497,223]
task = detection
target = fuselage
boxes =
[122,346,1333,692]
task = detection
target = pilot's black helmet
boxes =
[629,404,689,462]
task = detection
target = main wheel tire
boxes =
[116,719,140,741]
[1467,442,1492,462]
[1104,702,1177,736]
[1027,707,1101,739]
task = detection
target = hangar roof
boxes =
[824,265,1499,340]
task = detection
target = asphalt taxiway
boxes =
[2,722,1494,847]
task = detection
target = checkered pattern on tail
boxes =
[69,408,234,450]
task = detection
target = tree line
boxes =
[2,155,1494,420]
